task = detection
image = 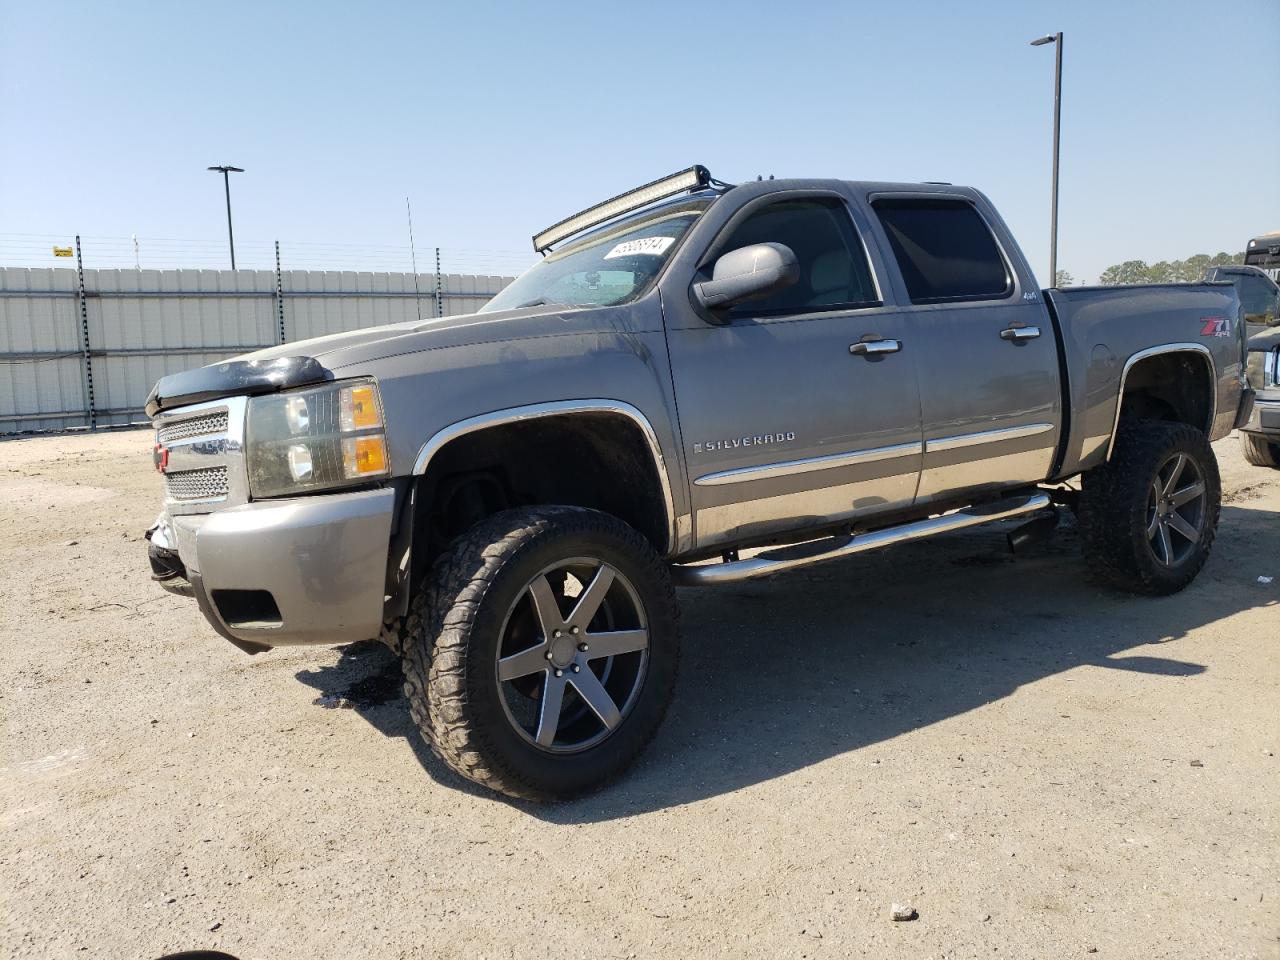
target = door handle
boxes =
[1000,325,1041,343]
[849,339,902,357]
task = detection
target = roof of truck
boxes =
[729,177,978,195]
[550,178,986,253]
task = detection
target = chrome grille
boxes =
[154,396,248,514]
[157,412,230,444]
[166,466,230,501]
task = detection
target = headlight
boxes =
[246,378,390,498]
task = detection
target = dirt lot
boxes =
[1,428,1277,959]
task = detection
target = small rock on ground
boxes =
[890,903,918,921]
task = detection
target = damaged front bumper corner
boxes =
[146,513,194,597]
[141,488,396,655]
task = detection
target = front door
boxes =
[663,192,924,551]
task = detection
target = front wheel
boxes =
[401,506,680,801]
[1079,421,1220,595]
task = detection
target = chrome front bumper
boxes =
[149,487,395,653]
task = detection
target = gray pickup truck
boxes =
[145,167,1251,800]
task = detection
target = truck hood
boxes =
[145,302,641,416]
[233,304,573,367]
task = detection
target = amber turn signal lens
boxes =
[342,436,388,479]
[340,384,382,431]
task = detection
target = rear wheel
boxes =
[1241,432,1280,469]
[1079,421,1220,595]
[401,506,679,801]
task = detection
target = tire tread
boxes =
[1241,432,1280,469]
[1079,420,1220,595]
[400,506,678,801]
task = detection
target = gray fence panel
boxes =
[0,268,86,432]
[0,266,512,434]
[449,273,509,315]
[86,269,284,427]
[283,270,439,340]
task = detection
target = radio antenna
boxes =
[406,196,422,322]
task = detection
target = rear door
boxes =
[662,190,923,550]
[866,194,1063,504]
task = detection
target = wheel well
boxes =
[409,413,670,577]
[1117,351,1213,435]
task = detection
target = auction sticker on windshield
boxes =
[603,236,676,260]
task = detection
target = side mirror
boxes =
[693,242,800,311]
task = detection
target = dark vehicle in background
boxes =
[1204,264,1280,332]
[1244,231,1280,283]
[1206,264,1280,468]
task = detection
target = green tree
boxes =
[1098,250,1246,284]
[1098,260,1151,285]
[1054,269,1075,286]
[1177,254,1211,282]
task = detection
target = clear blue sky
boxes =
[2,0,1277,282]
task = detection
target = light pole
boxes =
[207,165,244,269]
[1030,32,1062,285]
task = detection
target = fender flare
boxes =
[1105,343,1216,461]
[410,399,679,554]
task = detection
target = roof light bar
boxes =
[533,165,711,253]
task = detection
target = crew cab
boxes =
[145,167,1251,800]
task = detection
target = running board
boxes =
[671,492,1052,586]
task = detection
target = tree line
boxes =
[1056,251,1246,287]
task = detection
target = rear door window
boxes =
[873,198,1012,304]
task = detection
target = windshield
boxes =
[481,203,707,313]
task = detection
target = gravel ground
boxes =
[1,428,1277,959]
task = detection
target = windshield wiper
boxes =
[514,297,562,309]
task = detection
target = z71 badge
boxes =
[1199,316,1231,338]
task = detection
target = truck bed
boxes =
[1044,282,1245,479]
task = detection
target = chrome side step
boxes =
[671,492,1052,586]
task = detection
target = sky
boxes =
[1,0,1277,283]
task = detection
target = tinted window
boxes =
[873,199,1011,303]
[1235,275,1279,325]
[715,198,878,317]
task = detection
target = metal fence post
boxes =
[434,246,443,317]
[74,235,97,430]
[274,240,287,344]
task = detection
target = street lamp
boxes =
[1030,32,1062,285]
[207,165,245,269]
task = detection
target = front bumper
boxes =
[1242,395,1280,439]
[148,487,396,653]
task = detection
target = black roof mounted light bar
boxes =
[532,165,712,253]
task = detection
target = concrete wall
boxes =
[0,267,512,433]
